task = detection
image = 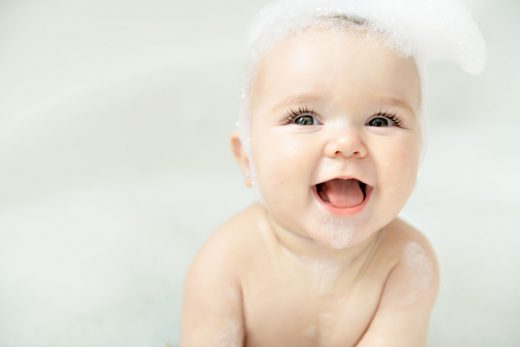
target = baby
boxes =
[180,0,485,346]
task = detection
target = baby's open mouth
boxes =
[315,178,369,209]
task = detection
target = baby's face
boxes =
[238,27,422,248]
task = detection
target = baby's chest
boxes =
[241,274,385,347]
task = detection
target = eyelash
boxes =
[282,107,404,128]
[282,105,318,125]
[369,111,403,128]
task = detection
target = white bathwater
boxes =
[0,0,519,346]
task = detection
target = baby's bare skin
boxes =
[181,25,440,346]
[181,203,438,346]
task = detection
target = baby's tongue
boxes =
[320,179,364,208]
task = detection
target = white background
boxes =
[0,0,519,346]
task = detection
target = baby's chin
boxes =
[306,214,373,250]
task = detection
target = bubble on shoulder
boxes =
[403,242,435,282]
[377,218,439,302]
[385,218,437,275]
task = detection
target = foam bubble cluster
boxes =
[246,0,486,75]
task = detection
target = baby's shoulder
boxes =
[348,226,440,346]
[371,218,440,302]
[189,203,265,276]
[364,217,439,288]
[180,206,263,343]
[377,217,437,262]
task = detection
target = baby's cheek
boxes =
[253,137,312,214]
[381,140,420,188]
[255,135,306,180]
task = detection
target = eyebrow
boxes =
[269,93,324,112]
[377,95,419,117]
[269,93,417,115]
[378,95,415,112]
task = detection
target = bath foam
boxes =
[315,214,357,249]
[246,0,486,75]
[401,241,434,305]
[296,253,342,293]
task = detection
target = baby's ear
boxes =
[229,132,253,187]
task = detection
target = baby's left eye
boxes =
[367,117,391,127]
[366,112,402,128]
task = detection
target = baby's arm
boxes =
[356,235,440,347]
[180,228,245,347]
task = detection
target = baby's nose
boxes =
[323,128,367,159]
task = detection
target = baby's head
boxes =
[231,0,485,249]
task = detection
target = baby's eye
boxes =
[368,117,391,127]
[284,106,320,126]
[293,114,318,125]
[366,112,402,128]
